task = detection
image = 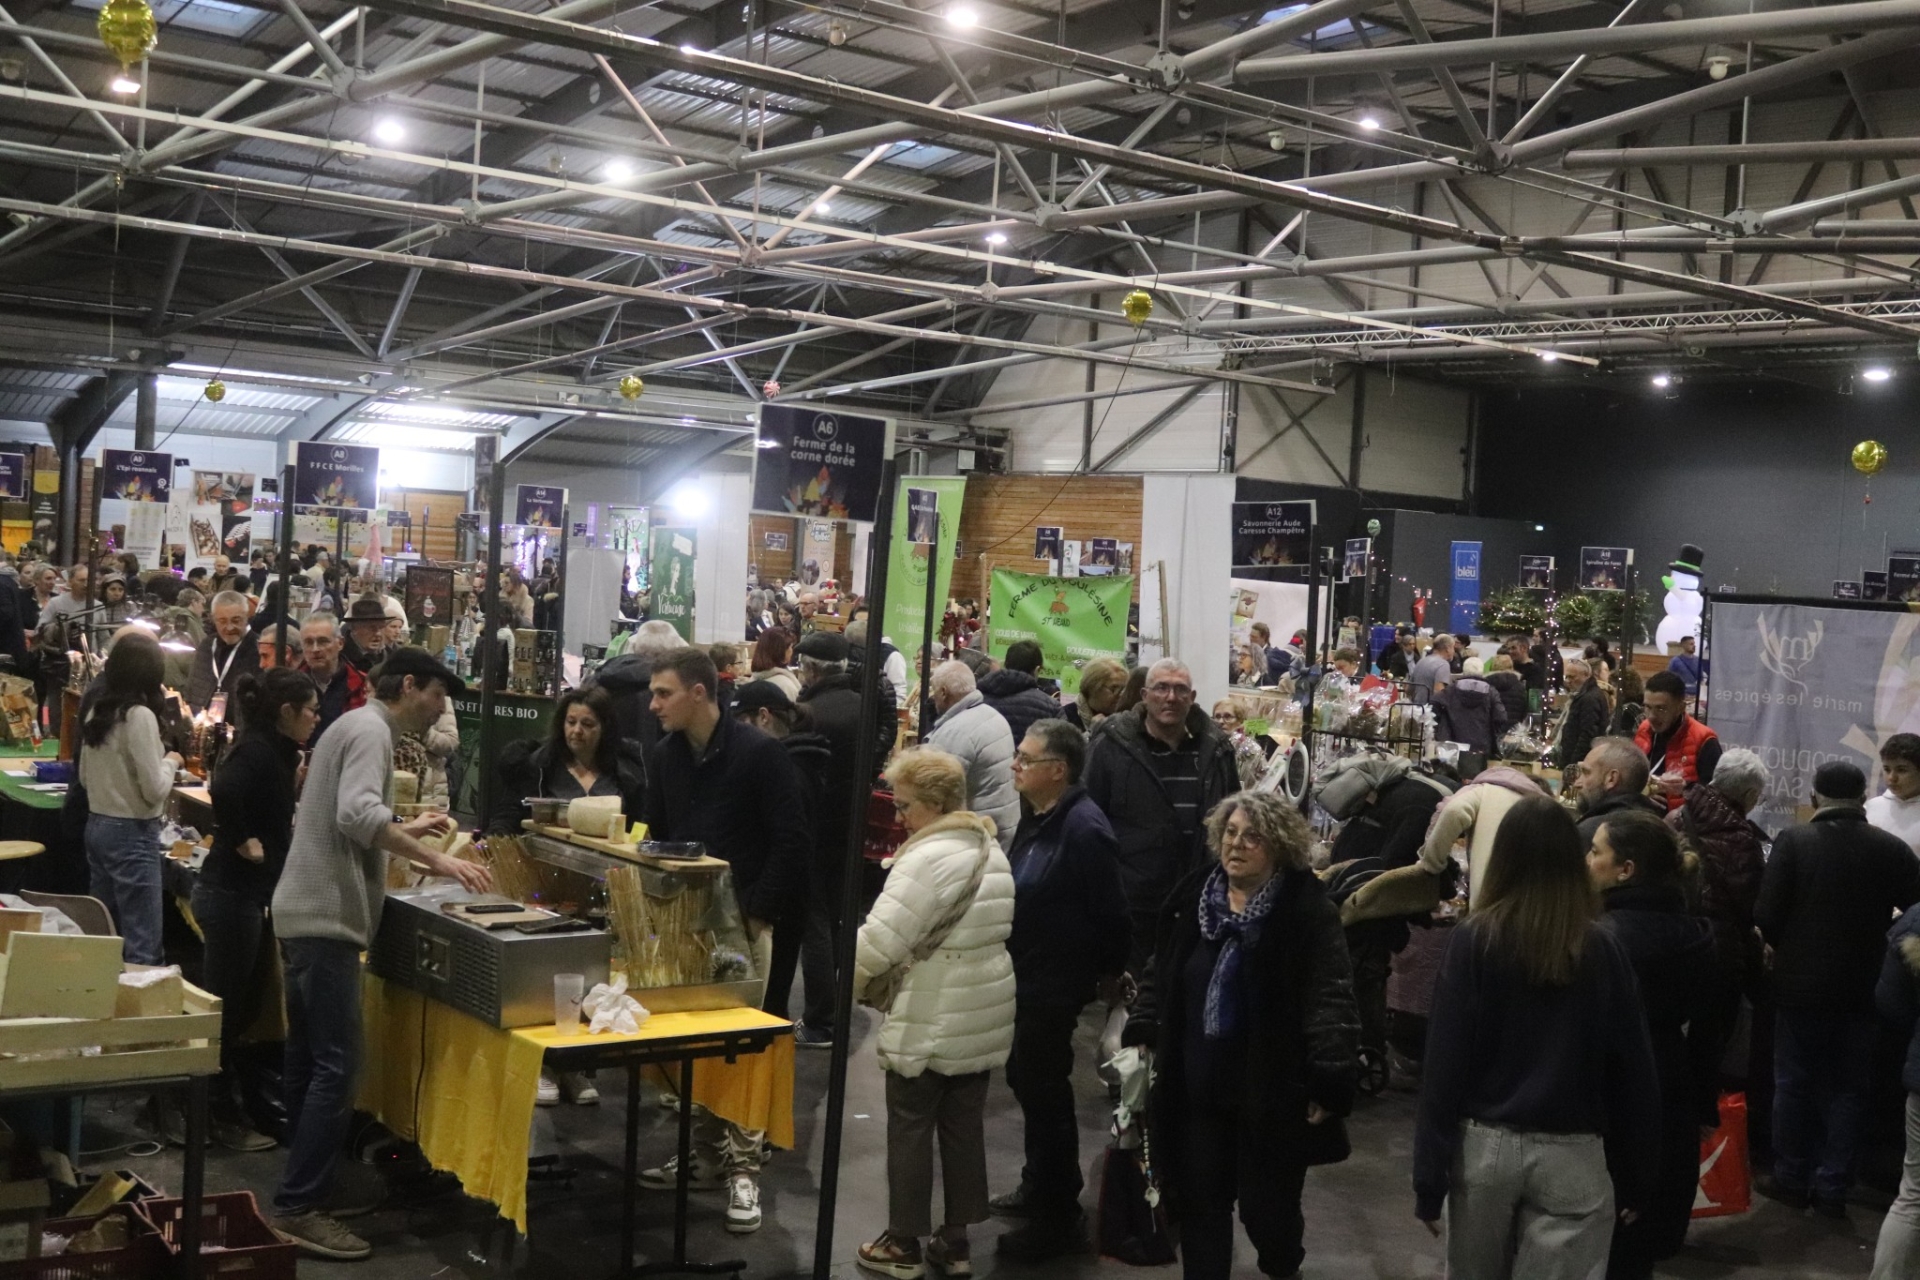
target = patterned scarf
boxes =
[1196,864,1280,1041]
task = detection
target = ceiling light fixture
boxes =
[372,117,405,145]
[680,42,700,54]
[1538,350,1559,362]
[828,18,848,44]
[1864,367,1893,382]
[1651,374,1670,388]
[813,199,832,214]
[1357,114,1381,130]
[109,74,140,95]
[947,3,979,28]
[604,160,634,182]
[985,231,1007,245]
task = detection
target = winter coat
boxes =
[853,811,1016,1078]
[1486,669,1530,723]
[488,736,648,834]
[1599,882,1722,1129]
[1556,681,1610,769]
[976,669,1065,747]
[1328,773,1453,872]
[1875,904,1920,1093]
[1005,785,1131,1006]
[797,670,898,872]
[747,667,802,702]
[1124,864,1360,1218]
[1082,705,1239,923]
[924,691,1018,854]
[1435,674,1506,756]
[1575,788,1666,845]
[1756,805,1920,1013]
[1417,769,1547,903]
[186,634,262,717]
[202,727,300,905]
[1670,782,1767,980]
[414,702,459,809]
[589,652,665,759]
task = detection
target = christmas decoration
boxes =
[762,379,781,398]
[1852,439,1888,475]
[618,374,644,401]
[203,379,226,403]
[1654,543,1704,650]
[1120,289,1153,327]
[97,0,157,69]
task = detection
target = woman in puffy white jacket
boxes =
[853,748,1016,1280]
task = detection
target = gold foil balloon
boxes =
[1120,288,1153,327]
[1852,439,1888,476]
[203,379,226,403]
[97,0,157,69]
[618,374,644,401]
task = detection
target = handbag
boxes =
[860,836,991,1014]
[1693,1092,1751,1218]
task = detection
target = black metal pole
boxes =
[813,457,897,1280]
[475,457,507,834]
[553,504,569,698]
[918,491,939,733]
[273,464,296,667]
[1300,520,1320,726]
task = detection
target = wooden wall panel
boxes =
[384,488,465,564]
[952,474,1143,604]
[749,514,798,582]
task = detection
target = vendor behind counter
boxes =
[487,685,645,834]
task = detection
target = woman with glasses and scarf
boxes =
[1123,791,1360,1280]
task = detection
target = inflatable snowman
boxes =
[1654,543,1705,650]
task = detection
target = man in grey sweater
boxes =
[269,648,489,1261]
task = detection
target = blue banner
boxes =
[1449,541,1483,633]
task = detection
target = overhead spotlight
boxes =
[946,3,979,28]
[1175,0,1194,16]
[1707,55,1731,80]
[0,56,22,81]
[1533,523,1546,532]
[985,231,1007,245]
[812,199,832,214]
[587,81,601,104]
[1357,114,1382,130]
[1864,366,1893,382]
[109,74,141,95]
[810,123,825,139]
[1174,105,1192,125]
[604,159,634,182]
[372,117,405,145]
[828,18,848,44]
[1651,373,1670,388]
[1268,130,1287,151]
[1538,350,1559,362]
[680,42,700,54]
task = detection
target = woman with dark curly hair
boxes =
[1124,791,1359,1280]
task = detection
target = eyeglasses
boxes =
[1146,683,1194,698]
[1221,827,1264,848]
[891,799,915,816]
[1012,753,1063,768]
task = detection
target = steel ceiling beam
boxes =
[1565,139,1920,167]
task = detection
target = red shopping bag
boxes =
[1693,1092,1751,1218]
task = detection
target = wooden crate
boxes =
[0,982,219,1091]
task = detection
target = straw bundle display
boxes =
[482,834,589,907]
[607,865,717,989]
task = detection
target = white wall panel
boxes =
[1140,472,1235,707]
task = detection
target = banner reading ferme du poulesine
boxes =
[988,569,1132,697]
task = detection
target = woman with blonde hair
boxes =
[1066,657,1128,732]
[854,749,1015,1279]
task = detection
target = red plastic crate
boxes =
[141,1193,294,1280]
[0,1205,165,1279]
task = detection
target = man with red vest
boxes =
[1636,668,1720,811]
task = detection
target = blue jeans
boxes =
[1773,1009,1879,1197]
[274,938,363,1215]
[85,814,163,965]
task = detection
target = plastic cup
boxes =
[554,973,586,1033]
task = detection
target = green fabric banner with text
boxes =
[883,477,967,669]
[649,524,697,641]
[987,569,1133,696]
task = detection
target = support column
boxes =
[134,374,158,451]
[1347,364,1367,489]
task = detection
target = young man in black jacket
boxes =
[642,646,810,1236]
[991,718,1129,1260]
[1757,760,1920,1216]
[976,640,1065,746]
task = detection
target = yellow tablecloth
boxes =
[358,975,794,1233]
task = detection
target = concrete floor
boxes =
[88,1003,1895,1279]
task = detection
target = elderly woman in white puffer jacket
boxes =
[853,747,1016,1280]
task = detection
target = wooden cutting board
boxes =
[520,822,729,871]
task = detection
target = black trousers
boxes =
[1607,1102,1699,1279]
[1178,1102,1308,1280]
[1005,1002,1083,1218]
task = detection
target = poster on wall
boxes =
[1519,555,1555,590]
[608,506,648,589]
[885,477,965,665]
[1081,537,1119,576]
[1864,570,1889,601]
[906,487,940,546]
[122,502,168,566]
[764,530,790,552]
[1033,526,1063,561]
[293,442,378,509]
[1579,546,1632,591]
[802,520,836,585]
[1343,537,1371,582]
[649,525,697,641]
[405,564,456,628]
[1706,599,1920,832]
[1889,555,1920,603]
[1230,501,1313,568]
[292,505,372,557]
[987,569,1131,696]
[514,484,566,528]
[0,453,25,503]
[1833,580,1864,600]
[751,404,892,522]
[101,449,171,503]
[1449,541,1483,633]
[30,465,56,557]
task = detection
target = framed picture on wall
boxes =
[404,564,456,629]
[1864,570,1888,601]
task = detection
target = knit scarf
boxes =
[1196,864,1279,1041]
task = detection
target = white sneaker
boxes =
[536,1071,560,1107]
[725,1173,762,1234]
[639,1154,726,1191]
[562,1071,599,1104]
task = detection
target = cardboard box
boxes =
[0,932,122,1019]
[0,909,38,953]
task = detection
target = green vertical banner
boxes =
[884,476,967,664]
[650,524,698,640]
[987,570,1133,695]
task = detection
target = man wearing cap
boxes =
[340,595,391,675]
[792,630,896,1046]
[1756,760,1920,1217]
[268,648,489,1260]
[187,590,261,716]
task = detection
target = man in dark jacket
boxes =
[1435,670,1506,756]
[992,718,1128,1260]
[1573,736,1665,843]
[1557,658,1610,770]
[187,590,262,718]
[791,630,895,1045]
[1756,761,1920,1215]
[1083,658,1238,975]
[643,646,809,1234]
[977,639,1064,746]
[296,612,366,747]
[1873,902,1920,1276]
